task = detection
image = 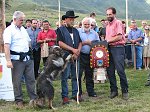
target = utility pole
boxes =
[58,0,61,27]
[126,0,129,33]
[0,0,5,53]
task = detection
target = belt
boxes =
[10,49,33,61]
[109,45,124,47]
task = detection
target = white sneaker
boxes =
[137,67,142,70]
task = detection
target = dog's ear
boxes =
[49,47,54,54]
[59,47,63,52]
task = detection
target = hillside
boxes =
[5,0,150,28]
[32,0,150,19]
[146,0,150,4]
[6,0,105,28]
[5,0,150,20]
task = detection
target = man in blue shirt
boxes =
[128,20,144,70]
[78,17,100,97]
[26,19,41,79]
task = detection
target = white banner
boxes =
[0,53,14,101]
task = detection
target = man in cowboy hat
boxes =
[57,10,82,105]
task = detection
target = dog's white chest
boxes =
[52,58,64,67]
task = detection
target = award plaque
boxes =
[90,41,109,68]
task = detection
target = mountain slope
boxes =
[32,0,150,19]
[146,0,150,4]
[6,0,150,20]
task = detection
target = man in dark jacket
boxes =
[57,10,82,105]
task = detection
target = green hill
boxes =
[32,0,150,19]
[6,0,150,20]
[5,0,150,28]
[5,0,105,28]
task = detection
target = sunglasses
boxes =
[145,29,149,30]
[18,19,25,22]
[91,24,95,26]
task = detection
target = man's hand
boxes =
[72,54,78,60]
[72,49,80,56]
[85,39,91,45]
[135,42,141,46]
[82,39,91,45]
[130,40,136,44]
[6,61,13,68]
[107,39,111,43]
[107,35,122,43]
[45,38,51,42]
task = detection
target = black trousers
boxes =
[107,46,128,93]
[33,48,41,79]
[79,53,95,96]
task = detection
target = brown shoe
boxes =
[16,101,24,109]
[62,97,69,105]
[72,95,83,102]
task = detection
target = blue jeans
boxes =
[61,61,79,98]
[131,46,143,68]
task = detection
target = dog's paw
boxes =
[34,99,45,108]
[29,99,38,108]
[65,54,72,61]
[49,106,57,110]
[52,107,57,111]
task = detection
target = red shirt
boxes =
[37,29,57,46]
[105,18,125,45]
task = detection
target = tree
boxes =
[0,0,6,53]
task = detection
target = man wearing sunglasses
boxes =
[3,11,37,108]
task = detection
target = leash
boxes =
[75,59,80,104]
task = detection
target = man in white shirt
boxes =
[3,11,37,109]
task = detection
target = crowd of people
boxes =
[2,6,150,109]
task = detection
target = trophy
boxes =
[90,40,109,83]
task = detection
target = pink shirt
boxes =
[105,18,125,45]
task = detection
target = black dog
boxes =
[36,46,72,109]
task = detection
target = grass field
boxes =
[0,68,150,112]
[2,1,150,111]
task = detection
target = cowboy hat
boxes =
[64,10,79,18]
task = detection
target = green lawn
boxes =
[0,68,150,112]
